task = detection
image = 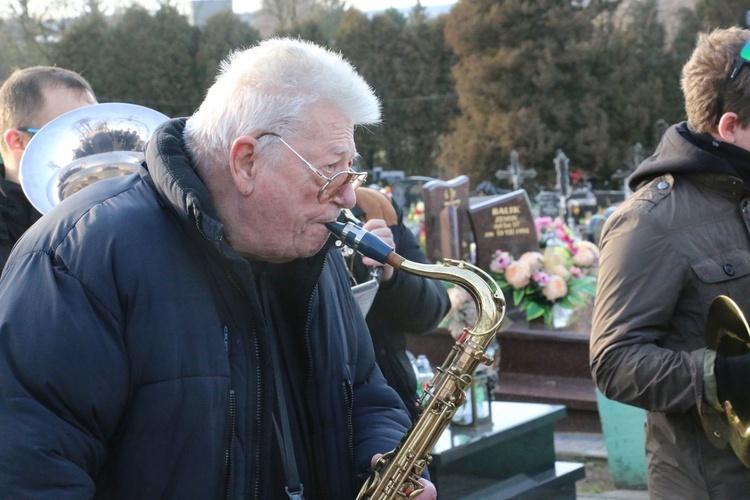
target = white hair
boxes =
[184,37,381,173]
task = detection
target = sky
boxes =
[0,0,456,20]
[234,0,455,14]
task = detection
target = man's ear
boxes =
[717,112,743,144]
[229,136,260,196]
[3,129,27,160]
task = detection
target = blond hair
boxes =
[681,27,750,133]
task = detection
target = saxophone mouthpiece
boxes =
[326,221,393,265]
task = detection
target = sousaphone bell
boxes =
[705,295,750,468]
[19,102,169,214]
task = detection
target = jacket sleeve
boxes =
[366,200,450,336]
[351,336,413,469]
[0,250,128,497]
[590,202,706,413]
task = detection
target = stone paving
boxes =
[554,432,649,500]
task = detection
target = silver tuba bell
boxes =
[19,102,169,214]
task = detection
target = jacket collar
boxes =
[142,118,241,260]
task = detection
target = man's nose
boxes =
[332,183,357,209]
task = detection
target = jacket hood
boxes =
[143,118,224,241]
[628,121,741,191]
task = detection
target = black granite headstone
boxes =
[468,189,538,271]
[422,176,472,263]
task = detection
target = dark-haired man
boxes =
[0,66,96,266]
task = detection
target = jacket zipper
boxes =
[223,388,236,499]
[194,209,264,498]
[225,269,263,500]
[343,379,355,474]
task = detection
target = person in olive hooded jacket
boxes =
[0,39,436,499]
[591,27,750,498]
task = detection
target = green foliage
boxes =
[278,0,345,46]
[53,10,109,84]
[695,0,749,30]
[53,5,201,116]
[196,11,261,96]
[0,18,49,80]
[336,7,458,175]
[279,18,331,47]
[489,217,599,325]
[440,0,684,189]
[2,0,718,186]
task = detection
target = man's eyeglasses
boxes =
[259,132,367,203]
[16,127,39,135]
[728,39,750,82]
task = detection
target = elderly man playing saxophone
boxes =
[0,38,436,499]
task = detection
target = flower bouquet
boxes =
[488,217,598,325]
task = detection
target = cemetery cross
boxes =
[495,150,537,191]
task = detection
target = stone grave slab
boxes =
[468,189,538,271]
[422,175,472,263]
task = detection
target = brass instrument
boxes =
[19,103,169,214]
[705,295,750,468]
[326,221,506,499]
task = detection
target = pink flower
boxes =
[542,275,568,301]
[490,250,512,273]
[505,261,532,289]
[571,267,583,279]
[535,217,553,236]
[532,271,551,286]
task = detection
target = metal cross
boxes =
[495,150,536,191]
[554,149,571,221]
[554,149,570,198]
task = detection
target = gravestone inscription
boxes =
[468,189,538,271]
[422,176,472,263]
[536,191,560,219]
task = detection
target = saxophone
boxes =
[326,221,506,499]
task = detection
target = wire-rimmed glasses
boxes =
[258,132,367,203]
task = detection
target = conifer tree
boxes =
[337,8,456,175]
[195,11,260,95]
[441,0,624,187]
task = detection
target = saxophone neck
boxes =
[400,259,505,338]
[326,218,505,337]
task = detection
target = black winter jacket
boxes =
[0,118,411,498]
[0,177,40,269]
